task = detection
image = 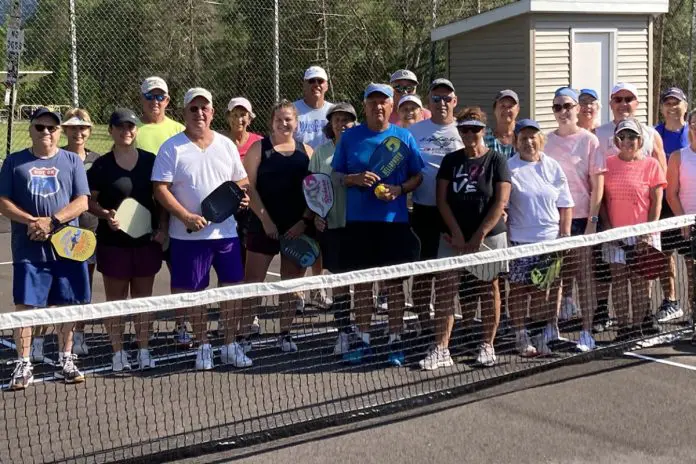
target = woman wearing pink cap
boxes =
[223,97,263,160]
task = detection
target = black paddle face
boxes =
[201,181,244,223]
[280,235,320,268]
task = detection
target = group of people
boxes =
[1,63,694,390]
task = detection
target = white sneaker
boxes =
[311,289,331,308]
[515,330,538,357]
[476,343,497,367]
[418,346,454,371]
[195,344,214,370]
[560,297,578,321]
[334,332,351,355]
[220,342,253,368]
[533,334,552,356]
[136,348,156,370]
[576,330,596,353]
[112,350,132,372]
[295,298,306,315]
[250,316,261,334]
[278,335,298,353]
[72,331,89,356]
[30,337,45,363]
[9,359,33,390]
[239,338,253,354]
[176,327,192,346]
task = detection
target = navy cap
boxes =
[30,107,61,125]
[495,89,519,104]
[364,83,394,100]
[661,87,687,103]
[109,108,140,126]
[554,87,579,102]
[579,89,599,100]
[515,118,541,135]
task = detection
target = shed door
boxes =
[571,31,615,125]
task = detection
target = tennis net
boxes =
[0,215,694,463]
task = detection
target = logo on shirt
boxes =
[452,164,484,194]
[419,135,460,150]
[28,167,60,198]
[298,119,324,135]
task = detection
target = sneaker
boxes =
[387,339,405,367]
[342,341,373,365]
[419,346,454,370]
[8,360,33,390]
[195,344,214,370]
[220,342,252,368]
[72,331,89,356]
[60,354,85,384]
[656,300,684,323]
[310,289,331,309]
[176,327,192,346]
[250,316,261,334]
[239,338,253,354]
[278,335,298,353]
[592,307,611,333]
[295,297,306,316]
[136,349,156,370]
[476,343,497,367]
[334,332,351,356]
[30,337,45,363]
[576,330,596,352]
[560,297,579,321]
[515,330,537,357]
[533,334,552,356]
[112,350,132,372]
[375,293,388,312]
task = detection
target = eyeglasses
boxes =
[552,103,576,113]
[143,93,166,102]
[189,105,212,114]
[33,124,59,133]
[307,78,325,85]
[616,132,640,141]
[392,85,416,94]
[431,95,454,104]
[458,126,484,134]
[612,96,636,104]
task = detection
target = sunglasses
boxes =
[189,105,212,114]
[612,96,636,104]
[552,103,576,112]
[458,126,484,134]
[143,93,166,102]
[33,124,59,133]
[616,132,640,141]
[307,78,325,85]
[431,95,454,104]
[393,85,416,94]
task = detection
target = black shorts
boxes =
[410,203,441,260]
[318,227,348,274]
[343,221,420,272]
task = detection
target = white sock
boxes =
[388,333,401,344]
[22,356,30,363]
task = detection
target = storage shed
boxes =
[431,0,669,129]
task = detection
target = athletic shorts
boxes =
[410,203,441,261]
[342,222,420,272]
[318,227,348,274]
[508,241,562,287]
[13,260,90,307]
[437,232,509,281]
[602,234,662,265]
[246,230,281,256]
[96,242,163,280]
[169,237,244,291]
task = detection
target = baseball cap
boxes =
[611,82,639,99]
[614,118,642,136]
[184,87,213,106]
[227,97,255,118]
[579,89,599,101]
[61,116,93,127]
[30,107,61,124]
[109,109,140,126]
[514,118,541,135]
[326,102,357,121]
[398,95,423,109]
[390,69,419,84]
[661,87,687,103]
[554,87,579,102]
[456,119,486,128]
[495,89,519,104]
[141,76,168,95]
[304,66,328,81]
[430,78,455,92]
[364,83,394,100]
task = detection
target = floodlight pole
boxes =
[273,0,279,103]
[69,0,79,107]
[689,0,696,106]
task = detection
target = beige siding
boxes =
[447,16,530,119]
[532,14,651,130]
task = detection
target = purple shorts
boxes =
[96,242,163,280]
[169,237,244,291]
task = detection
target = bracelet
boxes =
[558,233,571,238]
[399,184,406,195]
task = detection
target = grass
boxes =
[0,121,113,158]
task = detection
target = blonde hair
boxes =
[63,108,93,125]
[455,106,487,125]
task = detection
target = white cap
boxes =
[227,97,255,118]
[184,87,213,106]
[304,66,328,81]
[390,69,419,84]
[398,95,423,109]
[141,76,168,95]
[61,116,93,127]
[611,82,639,99]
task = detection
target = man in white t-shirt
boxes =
[152,87,253,370]
[294,65,334,150]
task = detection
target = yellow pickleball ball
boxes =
[374,184,388,199]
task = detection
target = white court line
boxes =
[624,351,696,372]
[266,271,280,277]
[0,261,11,266]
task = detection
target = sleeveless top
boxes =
[678,146,696,215]
[655,123,688,159]
[250,137,310,235]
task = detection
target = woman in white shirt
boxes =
[507,119,574,357]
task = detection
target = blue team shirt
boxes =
[0,149,90,263]
[655,123,689,159]
[332,124,424,223]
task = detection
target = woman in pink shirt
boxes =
[602,118,667,342]
[545,87,604,352]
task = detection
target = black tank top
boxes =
[250,137,309,234]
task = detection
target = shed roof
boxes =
[431,0,669,42]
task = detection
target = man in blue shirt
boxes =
[0,107,91,390]
[332,83,424,366]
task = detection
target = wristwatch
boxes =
[590,216,600,224]
[50,215,61,231]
